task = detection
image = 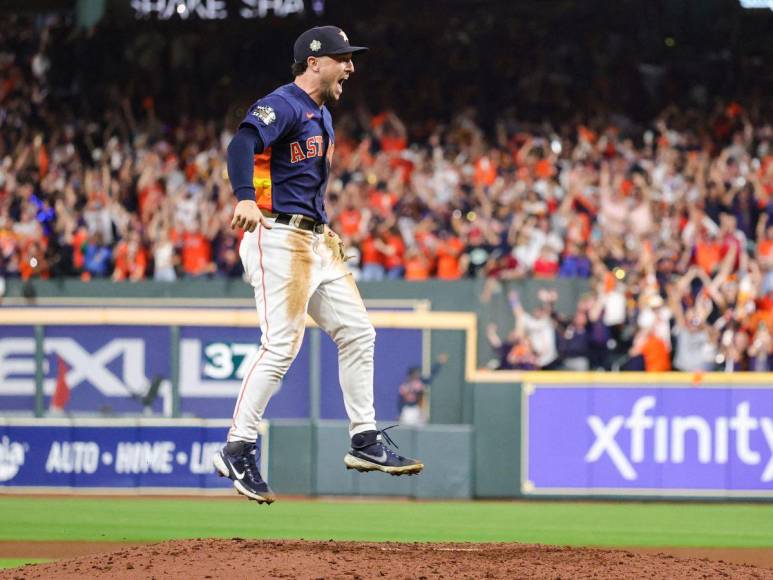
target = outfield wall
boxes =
[0,305,475,499]
[0,418,472,498]
[2,305,772,500]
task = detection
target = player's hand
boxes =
[231,200,271,232]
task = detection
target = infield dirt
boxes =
[2,538,772,579]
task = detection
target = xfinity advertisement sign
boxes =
[523,384,773,497]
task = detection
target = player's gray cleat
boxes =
[214,441,275,504]
[344,427,424,476]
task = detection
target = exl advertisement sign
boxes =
[0,325,171,414]
[1,324,422,420]
[522,384,773,497]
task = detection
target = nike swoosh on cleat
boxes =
[224,456,245,479]
[359,450,388,463]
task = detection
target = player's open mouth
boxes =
[337,77,347,92]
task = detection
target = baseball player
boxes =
[214,26,424,504]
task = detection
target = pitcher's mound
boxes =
[3,538,772,579]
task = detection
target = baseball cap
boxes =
[293,26,368,64]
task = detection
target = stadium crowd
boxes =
[1,14,772,371]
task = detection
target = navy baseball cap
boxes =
[293,26,368,64]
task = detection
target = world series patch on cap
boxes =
[293,26,368,63]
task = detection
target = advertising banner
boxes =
[0,325,171,415]
[523,383,773,497]
[0,419,265,489]
[1,323,423,420]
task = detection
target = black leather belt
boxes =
[274,213,326,234]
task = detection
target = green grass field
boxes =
[2,497,773,549]
[0,559,49,569]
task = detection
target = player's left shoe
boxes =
[344,427,423,476]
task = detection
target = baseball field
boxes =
[2,495,772,578]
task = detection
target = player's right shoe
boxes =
[213,441,275,504]
[344,427,424,476]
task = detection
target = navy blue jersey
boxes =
[240,83,334,223]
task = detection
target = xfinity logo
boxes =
[586,397,773,481]
[0,436,26,482]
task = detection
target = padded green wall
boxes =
[472,383,522,498]
[268,421,474,499]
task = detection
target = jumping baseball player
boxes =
[214,26,424,504]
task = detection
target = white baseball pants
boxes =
[228,218,377,442]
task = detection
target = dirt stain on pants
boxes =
[288,231,312,353]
